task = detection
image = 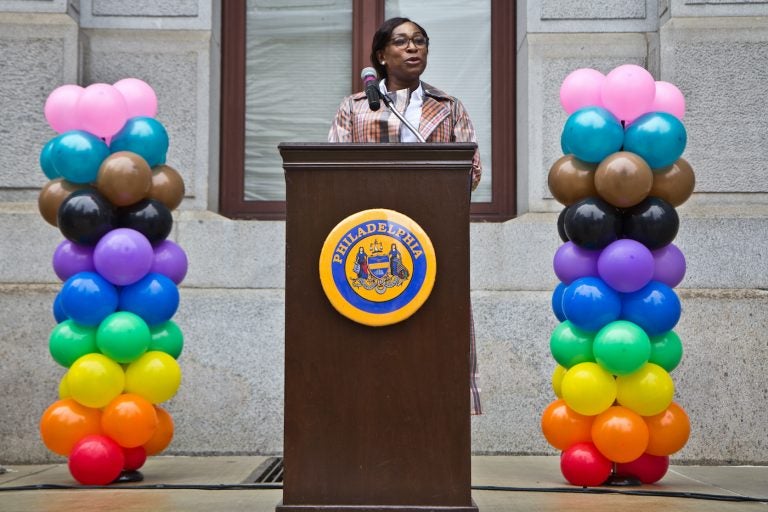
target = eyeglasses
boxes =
[388,35,428,49]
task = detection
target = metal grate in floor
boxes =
[246,456,284,483]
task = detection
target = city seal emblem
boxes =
[319,208,436,327]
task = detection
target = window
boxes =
[220,0,515,220]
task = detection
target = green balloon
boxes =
[49,320,98,367]
[148,320,184,359]
[549,320,595,369]
[649,330,683,372]
[96,311,151,363]
[593,320,650,375]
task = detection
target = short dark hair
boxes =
[370,17,429,80]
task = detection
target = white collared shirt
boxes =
[379,80,424,143]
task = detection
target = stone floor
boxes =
[1,456,766,511]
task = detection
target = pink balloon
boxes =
[652,81,685,120]
[44,85,84,133]
[560,68,605,114]
[601,64,656,123]
[114,78,158,118]
[76,83,129,138]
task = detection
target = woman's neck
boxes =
[386,78,420,92]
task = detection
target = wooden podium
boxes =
[278,143,478,512]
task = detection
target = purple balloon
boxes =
[93,228,153,286]
[597,239,654,293]
[553,242,600,285]
[151,240,188,284]
[52,240,95,281]
[652,243,686,288]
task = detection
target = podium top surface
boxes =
[278,142,477,170]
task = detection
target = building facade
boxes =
[1,0,767,464]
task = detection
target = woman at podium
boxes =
[328,17,483,415]
[328,16,482,193]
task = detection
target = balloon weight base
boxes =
[114,470,144,483]
[603,473,642,486]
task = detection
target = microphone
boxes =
[360,67,381,111]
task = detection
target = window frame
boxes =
[219,0,515,221]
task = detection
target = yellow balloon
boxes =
[561,362,617,416]
[58,372,70,399]
[616,362,674,416]
[125,351,181,404]
[67,354,125,408]
[552,365,567,398]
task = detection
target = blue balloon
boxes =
[53,292,67,323]
[560,130,571,155]
[119,272,179,326]
[59,271,119,326]
[552,282,567,321]
[110,117,169,167]
[562,276,622,332]
[40,137,60,180]
[621,280,681,336]
[624,112,687,168]
[50,130,110,184]
[561,107,624,163]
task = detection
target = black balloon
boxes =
[564,197,622,250]
[557,207,570,242]
[57,189,116,246]
[622,197,679,250]
[117,198,173,243]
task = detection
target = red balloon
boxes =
[616,453,669,484]
[560,442,612,487]
[122,445,147,471]
[68,434,125,485]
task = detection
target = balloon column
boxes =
[38,79,187,485]
[544,65,693,487]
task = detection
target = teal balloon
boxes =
[649,330,683,372]
[40,137,60,179]
[96,311,151,363]
[549,320,595,369]
[593,320,650,375]
[149,320,184,359]
[624,112,687,168]
[49,320,98,368]
[50,130,110,184]
[110,116,169,167]
[561,107,624,163]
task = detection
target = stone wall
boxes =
[1,0,767,464]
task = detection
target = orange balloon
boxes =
[591,405,649,463]
[547,155,597,206]
[644,402,691,456]
[541,399,594,451]
[39,398,102,455]
[101,393,158,448]
[143,405,174,455]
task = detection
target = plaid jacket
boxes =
[328,81,482,191]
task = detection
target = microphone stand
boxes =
[377,90,426,143]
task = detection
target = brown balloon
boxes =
[650,157,695,207]
[595,151,653,208]
[547,155,597,206]
[96,151,152,207]
[38,179,89,227]
[148,164,186,211]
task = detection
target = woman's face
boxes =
[378,22,428,90]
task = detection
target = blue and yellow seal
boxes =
[319,209,436,327]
